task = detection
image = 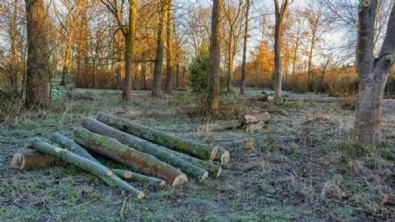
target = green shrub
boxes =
[189,51,210,93]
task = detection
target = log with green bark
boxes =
[29,139,145,199]
[112,169,166,187]
[97,112,218,161]
[165,148,222,178]
[51,132,167,186]
[81,117,209,181]
[10,150,57,170]
[214,147,230,166]
[73,128,188,186]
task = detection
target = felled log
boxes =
[29,139,144,199]
[214,147,230,166]
[197,120,243,133]
[51,132,96,161]
[165,148,222,178]
[10,150,57,170]
[97,113,217,161]
[243,112,271,124]
[382,194,395,206]
[81,119,209,181]
[52,132,166,187]
[112,169,166,187]
[74,128,189,186]
[246,122,265,133]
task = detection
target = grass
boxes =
[1,86,395,221]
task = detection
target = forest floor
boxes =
[1,85,395,221]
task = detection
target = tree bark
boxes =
[165,148,222,178]
[152,0,166,96]
[97,113,218,160]
[197,120,243,134]
[207,0,223,112]
[122,0,137,101]
[10,150,57,170]
[51,132,165,186]
[30,139,145,199]
[164,0,174,94]
[240,0,250,94]
[273,0,289,99]
[353,1,395,145]
[24,0,50,108]
[73,128,187,186]
[111,169,166,187]
[82,117,208,181]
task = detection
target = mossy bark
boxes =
[97,112,217,160]
[165,148,222,178]
[29,139,144,199]
[82,117,208,181]
[51,132,96,161]
[112,169,166,187]
[74,128,188,186]
[52,132,166,186]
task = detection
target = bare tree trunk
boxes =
[273,0,289,99]
[207,0,223,113]
[164,0,174,94]
[61,40,71,86]
[122,0,137,101]
[353,1,395,145]
[240,0,250,95]
[152,0,166,96]
[307,32,316,92]
[25,0,50,108]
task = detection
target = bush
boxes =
[189,53,210,93]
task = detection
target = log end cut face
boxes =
[220,150,230,166]
[137,191,145,199]
[172,173,188,186]
[10,153,25,170]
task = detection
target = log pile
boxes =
[196,112,271,134]
[10,113,231,199]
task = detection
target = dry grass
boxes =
[0,86,394,221]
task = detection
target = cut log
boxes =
[52,132,167,187]
[243,112,271,124]
[29,139,144,199]
[10,150,57,170]
[214,147,230,166]
[246,122,265,133]
[51,132,96,161]
[112,169,166,187]
[97,112,217,161]
[197,120,243,133]
[74,128,188,186]
[382,194,395,206]
[83,117,209,181]
[165,148,222,178]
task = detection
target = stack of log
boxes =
[197,112,271,134]
[10,113,229,200]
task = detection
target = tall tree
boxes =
[223,0,243,92]
[101,0,137,101]
[152,0,166,96]
[25,0,50,108]
[354,0,395,145]
[240,0,251,94]
[207,0,223,112]
[272,0,291,99]
[304,1,326,91]
[164,0,174,94]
